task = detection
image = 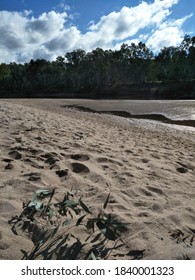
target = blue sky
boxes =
[0,0,194,63]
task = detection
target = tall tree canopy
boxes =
[0,35,195,98]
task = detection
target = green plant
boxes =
[9,189,130,260]
[169,228,195,246]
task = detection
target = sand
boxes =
[0,99,195,260]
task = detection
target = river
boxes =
[59,99,195,120]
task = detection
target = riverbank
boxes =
[0,99,195,259]
[1,81,195,99]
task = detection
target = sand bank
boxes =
[0,99,195,259]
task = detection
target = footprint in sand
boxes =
[55,169,69,178]
[8,150,22,160]
[70,154,89,161]
[96,157,108,163]
[41,152,59,165]
[23,158,44,169]
[23,172,42,182]
[147,186,165,196]
[141,158,149,163]
[0,242,9,250]
[2,158,13,163]
[5,163,14,170]
[27,147,43,156]
[71,162,90,174]
[176,167,188,174]
[149,202,163,213]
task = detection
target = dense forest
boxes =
[0,35,195,99]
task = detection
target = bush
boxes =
[9,189,129,260]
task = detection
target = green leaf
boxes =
[62,220,71,226]
[79,199,91,213]
[67,191,74,199]
[90,251,96,260]
[35,201,44,211]
[102,227,118,241]
[65,200,78,209]
[28,201,36,207]
[31,189,53,201]
[76,214,87,226]
[96,220,105,230]
[96,221,118,241]
[31,192,38,202]
[36,189,53,196]
[47,208,54,220]
[103,193,110,209]
[51,225,60,238]
[35,189,52,195]
[21,249,29,259]
[68,209,74,219]
[90,232,102,243]
[28,200,43,210]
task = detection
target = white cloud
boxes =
[0,10,71,62]
[147,26,184,51]
[0,0,193,63]
[87,3,169,40]
[147,14,193,51]
[55,0,71,11]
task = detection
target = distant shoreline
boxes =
[62,104,195,129]
[1,81,195,100]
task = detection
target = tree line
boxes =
[0,35,195,98]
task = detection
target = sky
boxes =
[0,0,194,63]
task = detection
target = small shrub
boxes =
[9,189,130,260]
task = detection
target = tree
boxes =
[0,35,194,97]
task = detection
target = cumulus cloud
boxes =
[0,0,193,63]
[146,14,193,51]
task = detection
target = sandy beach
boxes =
[0,99,195,260]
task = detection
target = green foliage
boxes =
[1,35,195,97]
[8,189,130,260]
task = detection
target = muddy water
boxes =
[59,99,195,121]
